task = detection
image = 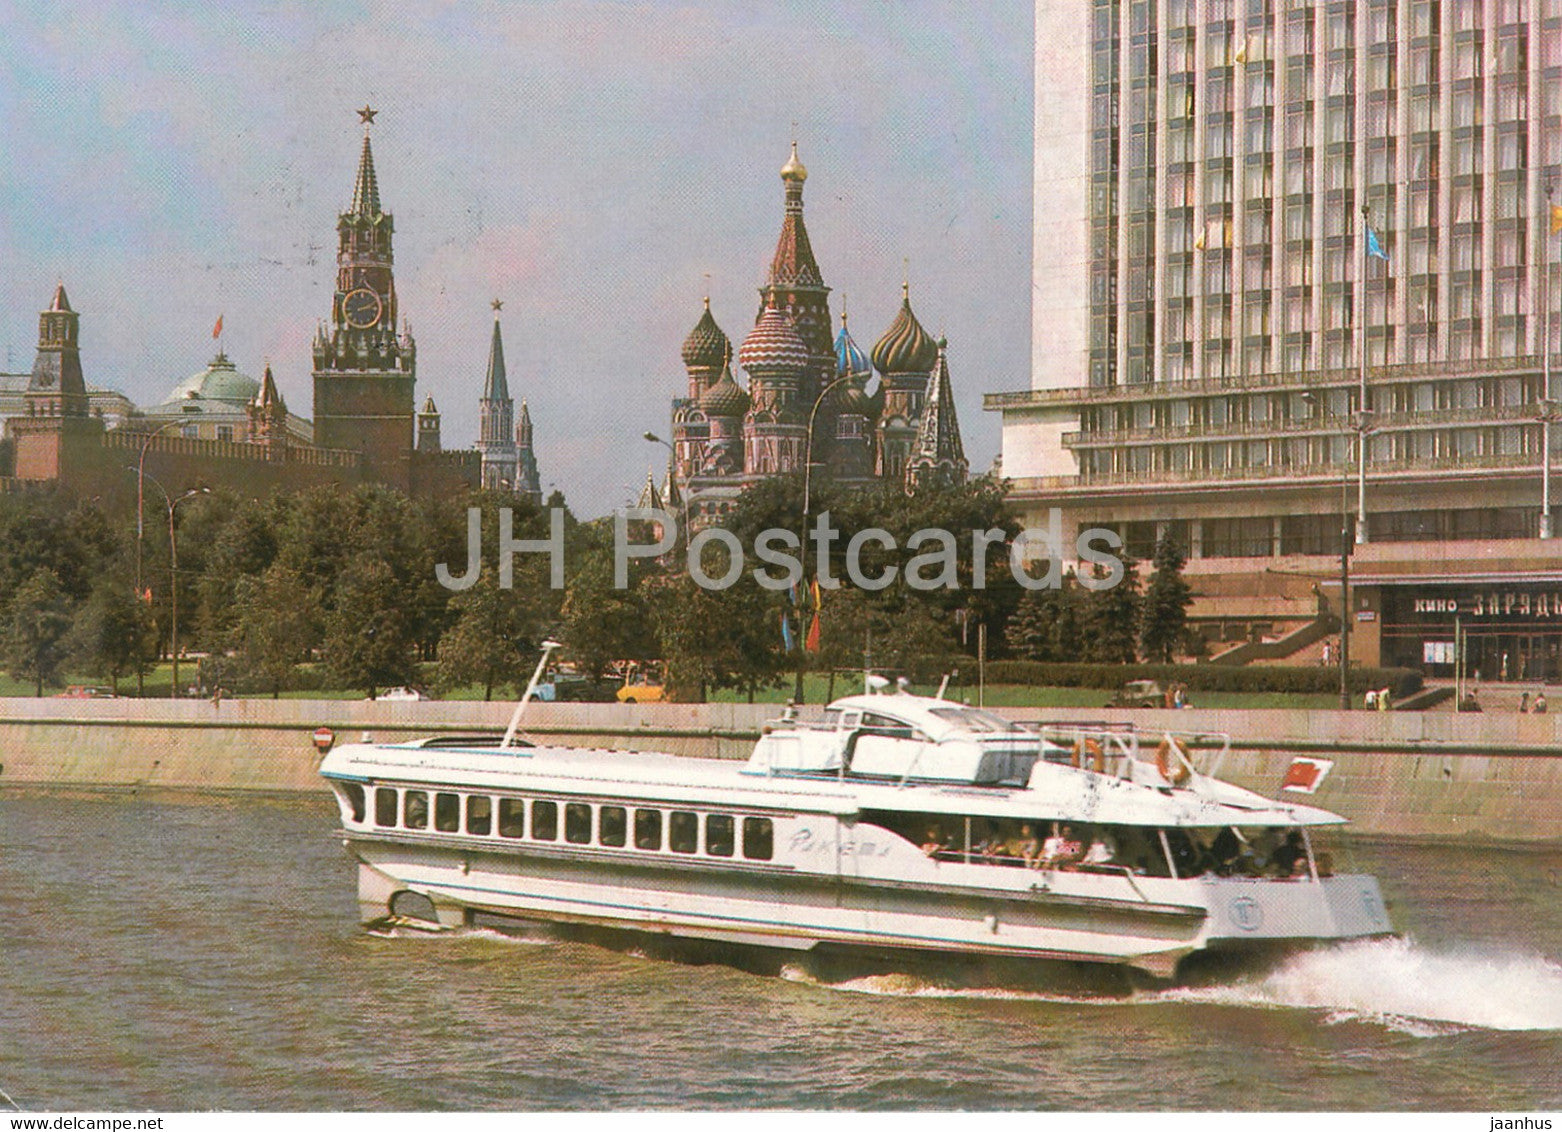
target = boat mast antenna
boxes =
[502,639,563,750]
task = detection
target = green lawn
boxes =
[705,675,1341,710]
[0,665,1340,710]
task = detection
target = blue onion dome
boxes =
[834,306,871,377]
[681,297,730,370]
[738,300,810,375]
[699,363,751,417]
[871,283,938,376]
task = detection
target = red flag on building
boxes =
[212,314,224,339]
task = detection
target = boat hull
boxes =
[342,830,1391,981]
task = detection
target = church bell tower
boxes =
[311,106,417,489]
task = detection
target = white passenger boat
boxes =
[320,684,1393,981]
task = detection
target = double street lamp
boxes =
[133,468,209,698]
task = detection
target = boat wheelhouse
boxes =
[320,688,1392,980]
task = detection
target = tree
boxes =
[66,582,153,696]
[559,523,657,681]
[230,563,322,698]
[1082,559,1141,664]
[435,573,547,701]
[3,568,73,695]
[323,558,418,697]
[1139,533,1192,663]
[1008,578,1086,664]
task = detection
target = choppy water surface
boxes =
[1,791,1559,1110]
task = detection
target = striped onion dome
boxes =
[699,364,751,417]
[835,379,874,417]
[681,298,730,370]
[737,302,810,375]
[871,284,938,376]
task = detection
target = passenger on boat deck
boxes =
[1016,823,1042,867]
[1271,831,1306,877]
[921,826,947,857]
[1044,824,1084,867]
[977,824,1012,858]
[1079,831,1116,867]
[1209,826,1242,875]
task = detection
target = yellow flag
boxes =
[1551,203,1562,235]
[1234,35,1249,64]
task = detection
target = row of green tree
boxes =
[0,476,1193,701]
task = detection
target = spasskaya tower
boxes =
[312,106,417,488]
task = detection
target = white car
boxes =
[374,686,429,702]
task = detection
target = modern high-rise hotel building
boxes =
[989,0,1562,679]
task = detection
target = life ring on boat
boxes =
[1156,739,1192,786]
[1071,738,1104,770]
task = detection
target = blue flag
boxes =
[1365,225,1390,262]
[780,612,795,652]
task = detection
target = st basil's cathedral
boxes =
[665,144,968,524]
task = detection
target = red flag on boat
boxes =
[1280,756,1334,794]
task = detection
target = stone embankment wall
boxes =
[2,698,1559,843]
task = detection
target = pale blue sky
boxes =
[0,0,1034,514]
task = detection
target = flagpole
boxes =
[1356,204,1370,545]
[1543,183,1556,539]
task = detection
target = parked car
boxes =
[54,685,116,699]
[549,674,621,703]
[617,676,667,704]
[374,686,430,702]
[1107,679,1166,709]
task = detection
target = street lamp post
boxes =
[135,419,188,608]
[1305,389,1353,710]
[802,374,854,527]
[793,373,856,702]
[1351,408,1376,546]
[142,474,210,698]
[641,431,689,542]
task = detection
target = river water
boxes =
[1,790,1559,1111]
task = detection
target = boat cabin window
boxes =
[532,800,558,841]
[403,791,429,830]
[375,787,397,827]
[466,795,493,836]
[929,707,1020,733]
[435,793,460,833]
[669,811,698,854]
[565,803,592,844]
[341,783,366,823]
[742,817,774,860]
[599,806,627,847]
[860,810,1175,877]
[496,798,524,838]
[705,813,735,857]
[822,708,843,728]
[860,712,919,740]
[635,808,662,850]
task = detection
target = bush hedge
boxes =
[981,659,1422,699]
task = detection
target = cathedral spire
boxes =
[766,142,824,292]
[905,337,968,493]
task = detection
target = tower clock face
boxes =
[343,288,383,329]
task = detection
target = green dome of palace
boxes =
[157,352,261,409]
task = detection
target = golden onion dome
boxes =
[780,141,807,184]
